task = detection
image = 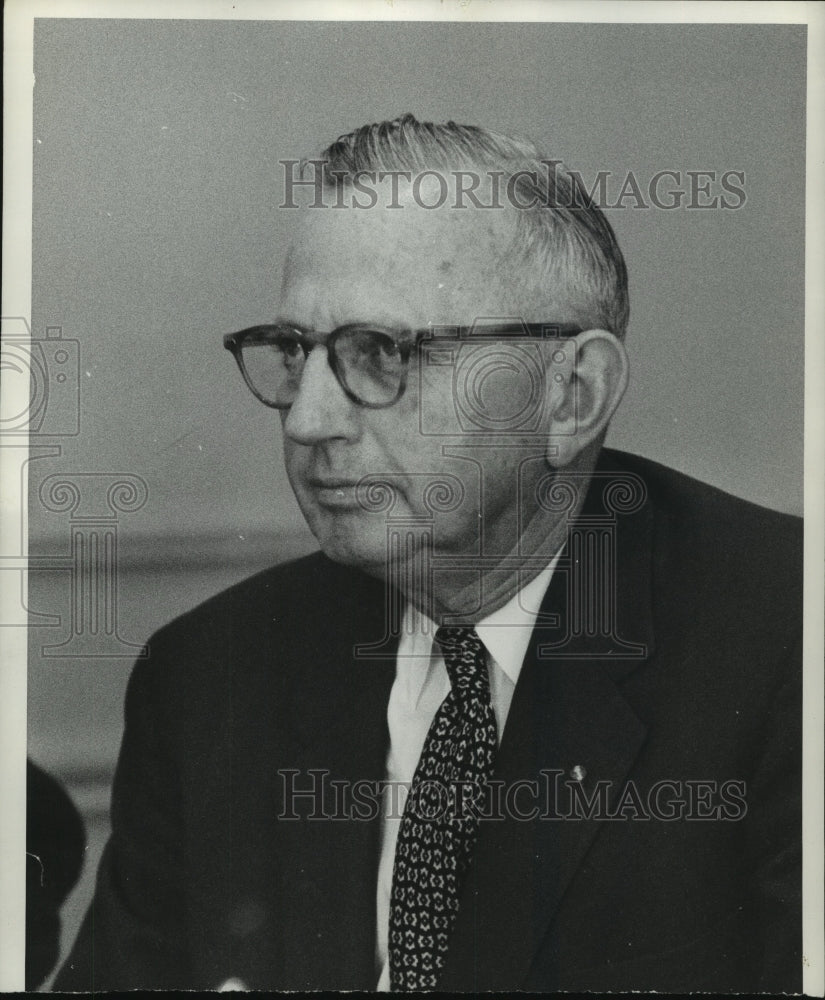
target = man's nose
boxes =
[282,346,360,445]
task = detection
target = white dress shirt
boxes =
[375,556,561,990]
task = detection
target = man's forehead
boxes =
[286,195,516,275]
[279,196,531,329]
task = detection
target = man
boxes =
[26,760,85,989]
[54,115,801,992]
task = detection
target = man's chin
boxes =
[301,504,431,578]
[314,531,391,576]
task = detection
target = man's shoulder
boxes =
[150,550,378,649]
[604,447,802,554]
[132,550,385,712]
[603,448,803,628]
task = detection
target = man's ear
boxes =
[546,328,629,466]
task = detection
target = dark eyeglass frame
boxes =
[223,321,584,410]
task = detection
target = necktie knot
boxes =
[434,625,487,695]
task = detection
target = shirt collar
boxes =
[475,553,560,685]
[400,551,561,704]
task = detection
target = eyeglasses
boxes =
[223,321,583,410]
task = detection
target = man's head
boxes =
[246,115,629,603]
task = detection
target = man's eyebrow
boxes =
[271,316,310,331]
[272,316,415,333]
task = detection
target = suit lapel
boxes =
[440,453,656,990]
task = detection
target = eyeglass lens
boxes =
[239,327,405,407]
[333,328,404,405]
[240,330,306,406]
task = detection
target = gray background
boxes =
[26,18,805,979]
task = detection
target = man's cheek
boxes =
[415,368,462,436]
[282,441,305,478]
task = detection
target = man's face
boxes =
[278,194,567,574]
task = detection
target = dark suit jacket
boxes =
[54,449,802,992]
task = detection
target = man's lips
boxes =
[306,478,364,508]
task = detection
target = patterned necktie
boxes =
[388,625,499,991]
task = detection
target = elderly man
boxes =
[55,116,801,993]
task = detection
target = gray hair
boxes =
[308,113,629,340]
